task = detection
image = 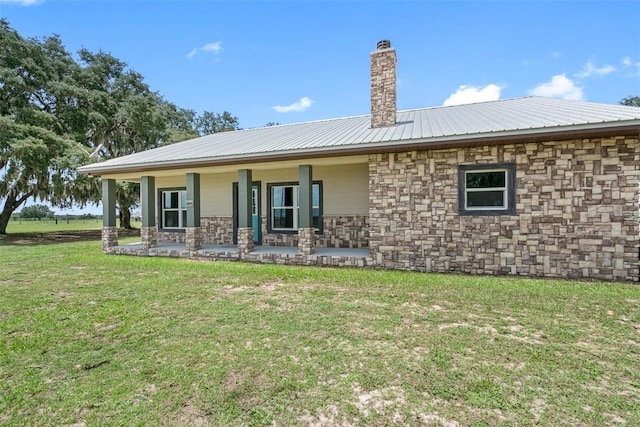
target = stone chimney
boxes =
[370,40,397,128]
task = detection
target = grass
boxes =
[1,231,639,426]
[5,219,141,233]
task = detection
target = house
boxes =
[79,40,640,282]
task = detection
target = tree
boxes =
[19,204,53,220]
[620,96,640,107]
[76,49,178,229]
[196,110,240,135]
[0,19,87,234]
[162,102,200,143]
[0,21,239,233]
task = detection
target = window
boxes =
[268,182,322,232]
[160,189,187,229]
[458,164,515,215]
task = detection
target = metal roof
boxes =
[79,96,640,175]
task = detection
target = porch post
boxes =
[140,176,157,249]
[237,169,254,256]
[101,178,118,251]
[298,165,314,255]
[186,172,202,251]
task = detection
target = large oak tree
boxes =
[0,20,239,233]
[0,20,87,234]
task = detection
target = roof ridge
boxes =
[242,97,636,131]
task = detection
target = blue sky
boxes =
[2,0,639,214]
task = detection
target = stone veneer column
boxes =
[185,227,202,251]
[237,227,254,257]
[140,176,157,249]
[185,173,202,251]
[101,178,118,251]
[298,227,315,255]
[298,165,315,255]
[140,227,157,250]
[237,169,254,257]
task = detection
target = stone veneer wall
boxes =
[157,230,185,243]
[261,215,369,248]
[157,216,234,244]
[368,136,639,281]
[201,216,234,244]
[156,215,369,248]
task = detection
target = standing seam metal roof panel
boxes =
[78,97,640,173]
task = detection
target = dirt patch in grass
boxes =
[0,229,140,246]
[173,402,207,427]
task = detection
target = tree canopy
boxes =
[0,20,239,233]
[18,204,54,220]
[620,96,640,107]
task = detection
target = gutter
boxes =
[78,121,640,176]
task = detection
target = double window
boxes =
[160,189,187,229]
[268,182,322,232]
[458,164,515,215]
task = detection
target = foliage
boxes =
[620,95,640,107]
[0,19,88,234]
[1,235,639,425]
[196,110,240,135]
[0,19,240,233]
[17,204,54,220]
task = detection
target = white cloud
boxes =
[443,84,502,106]
[529,74,584,100]
[0,0,43,5]
[622,57,640,75]
[272,97,314,113]
[574,61,616,78]
[186,41,222,59]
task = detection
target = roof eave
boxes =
[78,121,640,176]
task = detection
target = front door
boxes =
[233,182,261,244]
[251,187,259,242]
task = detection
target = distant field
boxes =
[5,219,141,234]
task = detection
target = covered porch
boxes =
[99,157,373,267]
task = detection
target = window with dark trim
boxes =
[158,188,187,229]
[267,181,322,233]
[458,163,516,215]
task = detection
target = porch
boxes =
[107,241,373,268]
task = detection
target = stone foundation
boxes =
[140,226,157,249]
[201,216,234,244]
[237,227,254,257]
[185,227,203,251]
[109,244,373,268]
[368,136,639,281]
[298,227,315,255]
[102,226,118,252]
[317,215,369,248]
[158,215,369,249]
[157,230,185,243]
[262,215,369,248]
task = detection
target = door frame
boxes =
[232,181,261,244]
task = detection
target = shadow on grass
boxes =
[0,228,140,246]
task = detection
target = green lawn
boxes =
[6,219,141,233]
[1,232,639,426]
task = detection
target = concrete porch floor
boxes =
[109,242,373,267]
